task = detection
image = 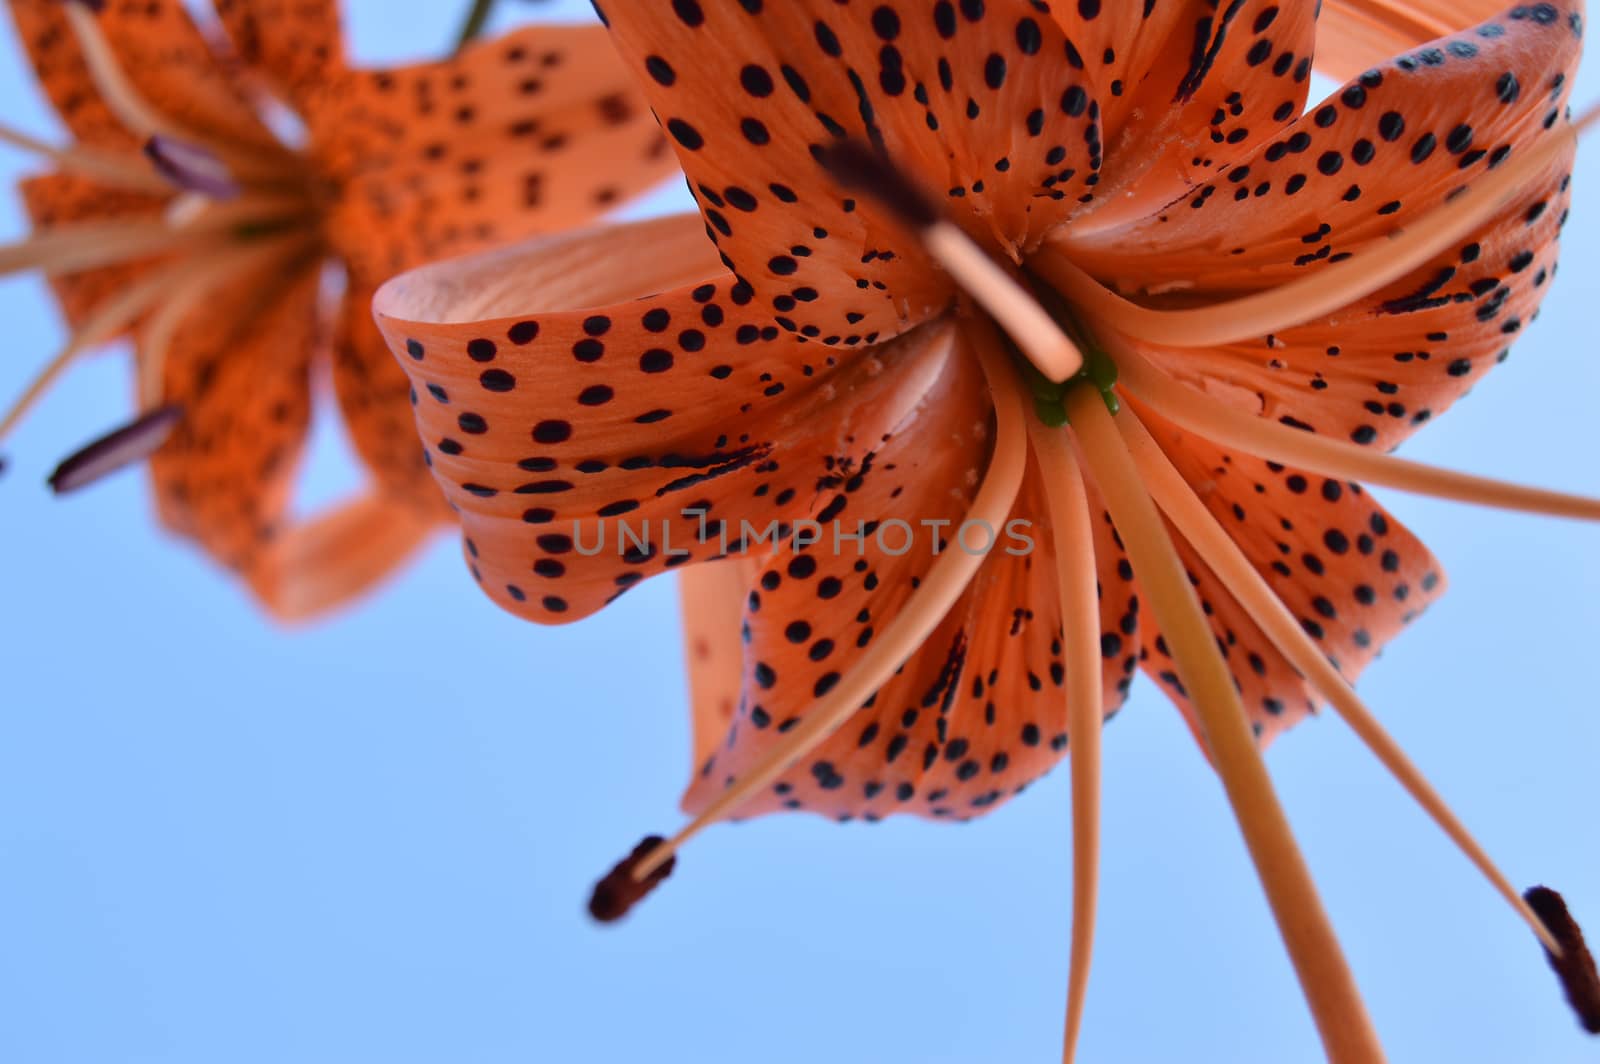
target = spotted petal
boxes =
[307,24,676,282]
[1065,4,1578,453]
[1064,5,1580,293]
[213,0,345,110]
[1057,0,1322,232]
[679,322,990,821]
[6,0,280,150]
[680,556,757,795]
[148,253,320,581]
[331,276,454,519]
[1133,403,1447,746]
[598,0,1119,345]
[375,214,973,623]
[678,448,1140,823]
[18,172,170,332]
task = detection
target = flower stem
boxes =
[453,0,497,51]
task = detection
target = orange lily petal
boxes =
[1063,2,1322,232]
[678,432,1139,823]
[7,0,135,147]
[148,254,321,579]
[1111,145,1568,459]
[8,0,279,151]
[331,277,453,520]
[898,463,1137,816]
[1063,6,1580,294]
[678,322,994,822]
[375,213,920,624]
[246,490,436,623]
[599,2,1113,343]
[1133,401,1446,747]
[679,556,757,799]
[17,171,170,333]
[1316,0,1514,80]
[308,24,676,281]
[212,0,345,110]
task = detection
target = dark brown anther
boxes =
[588,835,675,924]
[144,136,240,200]
[1525,886,1600,1034]
[47,405,183,495]
[816,140,940,230]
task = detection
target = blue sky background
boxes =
[2,3,1599,1061]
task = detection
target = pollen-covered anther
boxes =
[47,405,183,495]
[144,136,240,200]
[1524,886,1600,1034]
[589,836,675,924]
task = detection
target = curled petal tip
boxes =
[816,139,940,230]
[1525,886,1600,1034]
[144,136,240,200]
[588,836,674,924]
[48,405,183,495]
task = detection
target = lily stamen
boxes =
[1018,395,1107,1064]
[1065,385,1385,1064]
[0,253,214,443]
[0,120,169,192]
[1526,887,1600,1033]
[609,325,1032,896]
[1114,352,1600,522]
[1117,405,1565,957]
[47,404,183,494]
[1037,103,1595,350]
[144,136,240,200]
[590,837,676,924]
[0,218,214,278]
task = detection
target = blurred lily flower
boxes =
[0,0,675,618]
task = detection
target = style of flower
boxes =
[0,0,675,618]
[374,2,1599,1059]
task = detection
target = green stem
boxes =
[453,0,497,52]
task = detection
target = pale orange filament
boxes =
[0,219,209,278]
[1023,414,1107,1064]
[1036,107,1591,350]
[1067,387,1386,1064]
[1116,406,1563,955]
[632,321,1033,881]
[61,2,295,183]
[0,188,309,279]
[1114,352,1600,522]
[0,120,169,192]
[0,252,219,442]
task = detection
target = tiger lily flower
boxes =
[374,2,1600,1059]
[0,0,674,619]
